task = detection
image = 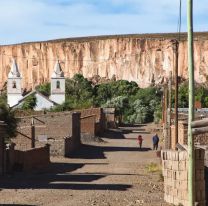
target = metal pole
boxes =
[168,71,172,149]
[187,0,195,205]
[174,41,179,149]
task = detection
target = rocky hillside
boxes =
[0,32,208,90]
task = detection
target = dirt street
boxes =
[0,124,170,206]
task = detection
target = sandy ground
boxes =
[0,124,170,206]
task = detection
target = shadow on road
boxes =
[0,162,132,191]
[69,144,151,159]
[102,129,126,139]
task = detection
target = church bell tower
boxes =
[7,59,23,107]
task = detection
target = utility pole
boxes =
[31,117,35,148]
[187,0,195,205]
[174,40,179,149]
[168,71,172,149]
[164,85,168,149]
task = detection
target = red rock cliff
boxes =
[0,33,208,89]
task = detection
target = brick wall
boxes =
[0,122,6,175]
[171,121,208,149]
[205,149,208,205]
[162,149,206,206]
[7,144,50,172]
[80,115,96,136]
[76,108,106,134]
[103,108,116,128]
[12,112,81,156]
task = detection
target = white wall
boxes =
[34,93,55,111]
[8,94,23,107]
[50,94,65,105]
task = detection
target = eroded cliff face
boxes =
[0,33,208,90]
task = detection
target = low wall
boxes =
[0,122,6,175]
[36,136,80,157]
[171,121,208,149]
[162,149,206,206]
[76,108,106,134]
[12,112,81,156]
[205,149,208,205]
[103,108,116,128]
[80,115,96,142]
[7,144,50,172]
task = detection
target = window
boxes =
[56,81,60,89]
[12,81,16,88]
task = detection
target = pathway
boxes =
[0,124,170,206]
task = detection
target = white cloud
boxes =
[0,0,207,45]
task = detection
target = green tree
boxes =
[65,74,94,108]
[36,82,51,97]
[103,96,129,124]
[21,94,37,110]
[0,101,18,138]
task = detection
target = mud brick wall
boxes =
[13,112,78,151]
[103,108,116,128]
[205,149,208,205]
[0,123,6,175]
[36,139,65,156]
[80,115,96,136]
[76,108,102,122]
[76,108,106,134]
[171,121,208,149]
[8,145,50,172]
[162,149,206,206]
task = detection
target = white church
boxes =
[7,59,65,111]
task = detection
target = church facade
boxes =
[7,59,65,110]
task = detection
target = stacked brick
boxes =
[171,121,208,149]
[162,149,206,206]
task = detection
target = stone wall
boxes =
[7,144,50,172]
[162,149,206,206]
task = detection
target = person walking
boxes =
[152,133,159,150]
[137,135,143,149]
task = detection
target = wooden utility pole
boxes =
[164,85,169,149]
[168,71,172,149]
[187,0,195,205]
[174,40,179,149]
[31,117,35,148]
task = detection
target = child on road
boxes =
[137,135,143,149]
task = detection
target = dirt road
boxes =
[0,124,170,206]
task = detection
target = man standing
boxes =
[138,135,143,149]
[152,133,159,150]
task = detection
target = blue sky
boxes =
[0,0,207,45]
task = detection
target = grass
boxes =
[146,162,161,173]
[146,162,164,182]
